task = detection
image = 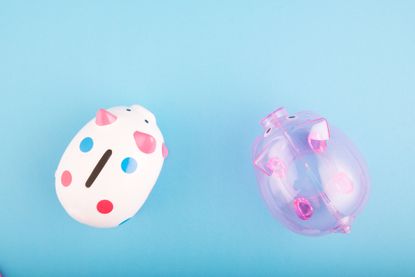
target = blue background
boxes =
[1,0,414,276]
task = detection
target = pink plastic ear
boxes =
[308,118,330,153]
[134,131,157,154]
[95,109,117,126]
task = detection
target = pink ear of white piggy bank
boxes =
[55,105,168,228]
[253,107,370,236]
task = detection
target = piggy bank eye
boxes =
[121,157,137,173]
[80,137,94,153]
[264,128,272,137]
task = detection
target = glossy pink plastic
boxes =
[252,107,370,236]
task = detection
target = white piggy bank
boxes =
[55,105,168,228]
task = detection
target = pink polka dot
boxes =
[162,143,169,159]
[61,170,72,187]
[97,200,113,214]
[333,172,354,194]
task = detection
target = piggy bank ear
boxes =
[308,118,330,152]
[95,109,117,126]
[134,131,157,154]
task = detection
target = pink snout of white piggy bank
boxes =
[55,105,168,228]
[253,107,370,236]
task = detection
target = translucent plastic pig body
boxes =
[252,107,370,236]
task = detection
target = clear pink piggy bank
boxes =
[252,107,370,236]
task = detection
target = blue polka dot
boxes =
[121,157,137,173]
[80,137,93,152]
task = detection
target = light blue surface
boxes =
[1,1,414,276]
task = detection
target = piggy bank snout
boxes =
[260,107,289,130]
